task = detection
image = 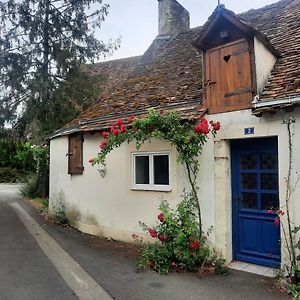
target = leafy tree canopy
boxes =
[0,0,119,140]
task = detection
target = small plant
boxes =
[52,198,68,225]
[288,283,300,299]
[137,195,227,275]
[21,174,39,198]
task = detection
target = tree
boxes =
[0,0,119,139]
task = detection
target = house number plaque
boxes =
[244,127,255,135]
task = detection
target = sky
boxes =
[97,0,278,61]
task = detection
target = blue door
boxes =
[231,137,280,267]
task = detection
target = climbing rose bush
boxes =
[90,109,221,169]
[137,196,227,275]
[90,109,224,275]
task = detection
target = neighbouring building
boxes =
[49,0,300,268]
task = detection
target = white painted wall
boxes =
[50,108,300,266]
[50,135,200,243]
[254,37,277,95]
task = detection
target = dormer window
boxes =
[193,6,278,114]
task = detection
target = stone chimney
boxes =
[158,0,190,38]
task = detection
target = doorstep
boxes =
[229,261,277,278]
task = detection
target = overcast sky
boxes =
[97,0,278,61]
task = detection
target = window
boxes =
[132,152,171,191]
[68,134,84,175]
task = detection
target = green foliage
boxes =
[137,196,227,275]
[0,167,24,183]
[95,109,218,167]
[52,198,68,225]
[21,174,39,198]
[0,139,35,171]
[289,283,300,299]
[20,145,49,198]
[0,0,119,140]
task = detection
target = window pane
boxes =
[240,154,257,170]
[241,192,257,209]
[135,156,149,184]
[262,193,279,210]
[261,173,278,190]
[261,153,278,170]
[154,155,169,185]
[241,173,257,190]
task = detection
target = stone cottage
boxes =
[49,0,300,268]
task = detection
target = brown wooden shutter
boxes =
[205,39,253,114]
[68,134,84,175]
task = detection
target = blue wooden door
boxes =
[231,137,280,267]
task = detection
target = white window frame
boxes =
[131,151,171,191]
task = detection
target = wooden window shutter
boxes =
[68,134,84,175]
[205,39,254,114]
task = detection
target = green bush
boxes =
[137,196,227,275]
[0,167,25,183]
[0,139,35,171]
[21,146,49,198]
[288,283,300,299]
[21,174,38,198]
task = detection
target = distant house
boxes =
[48,0,300,269]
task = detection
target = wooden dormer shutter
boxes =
[205,39,254,114]
[68,134,84,175]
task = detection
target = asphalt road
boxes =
[0,184,290,300]
[0,185,76,300]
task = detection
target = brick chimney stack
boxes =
[158,0,190,38]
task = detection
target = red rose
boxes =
[194,123,209,135]
[120,125,127,133]
[267,209,274,214]
[102,131,109,138]
[212,121,221,131]
[214,121,221,131]
[149,260,154,269]
[189,241,200,249]
[157,213,164,222]
[113,129,120,135]
[148,228,157,238]
[194,117,209,135]
[278,209,285,216]
[117,118,123,126]
[127,116,136,123]
[274,218,280,226]
[158,234,167,241]
[100,140,108,149]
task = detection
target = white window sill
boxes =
[131,186,172,192]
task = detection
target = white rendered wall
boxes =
[254,37,277,95]
[50,135,214,243]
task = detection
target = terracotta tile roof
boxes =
[240,0,300,100]
[50,0,300,138]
